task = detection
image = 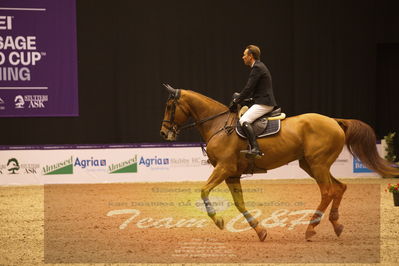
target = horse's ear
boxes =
[163,83,175,94]
[163,83,180,99]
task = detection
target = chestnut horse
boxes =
[160,85,398,242]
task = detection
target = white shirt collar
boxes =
[251,61,256,68]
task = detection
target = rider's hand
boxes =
[229,101,238,112]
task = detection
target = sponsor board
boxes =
[0,0,78,117]
[109,156,138,174]
[139,155,169,169]
[43,157,73,175]
[14,95,49,109]
[353,157,373,173]
[3,157,40,175]
[74,156,107,169]
[138,155,209,170]
[0,144,382,186]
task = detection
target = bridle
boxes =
[161,90,189,136]
[162,88,229,138]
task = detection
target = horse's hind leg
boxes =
[225,177,267,242]
[329,176,347,237]
[299,159,334,240]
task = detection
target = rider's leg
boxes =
[241,121,263,156]
[239,104,274,126]
[239,104,273,157]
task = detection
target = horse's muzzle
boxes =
[160,128,176,141]
[160,130,168,140]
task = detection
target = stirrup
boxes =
[240,149,264,159]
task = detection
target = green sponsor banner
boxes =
[109,156,137,174]
[43,157,73,175]
[110,163,137,174]
[45,164,73,175]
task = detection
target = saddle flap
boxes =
[236,119,281,139]
[252,117,268,134]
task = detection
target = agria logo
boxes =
[74,157,106,169]
[108,155,138,174]
[139,156,169,168]
[43,157,73,175]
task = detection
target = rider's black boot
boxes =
[241,122,264,158]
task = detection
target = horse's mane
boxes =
[183,90,227,109]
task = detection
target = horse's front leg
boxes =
[225,177,267,242]
[200,164,234,230]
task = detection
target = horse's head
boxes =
[160,84,191,141]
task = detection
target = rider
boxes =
[230,45,277,157]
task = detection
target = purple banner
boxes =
[0,142,206,150]
[0,0,78,117]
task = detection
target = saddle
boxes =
[236,106,286,139]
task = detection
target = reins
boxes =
[179,109,230,131]
[205,111,236,143]
[197,110,235,157]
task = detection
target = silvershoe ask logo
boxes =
[0,97,5,110]
[7,158,20,174]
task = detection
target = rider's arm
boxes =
[235,65,262,103]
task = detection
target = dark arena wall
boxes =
[1,2,399,265]
[2,0,399,145]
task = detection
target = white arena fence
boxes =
[0,142,383,186]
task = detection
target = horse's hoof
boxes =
[334,224,344,237]
[257,229,267,242]
[305,229,316,240]
[215,216,224,230]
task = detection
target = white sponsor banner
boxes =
[0,149,42,185]
[0,144,382,186]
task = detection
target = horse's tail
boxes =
[335,118,399,177]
